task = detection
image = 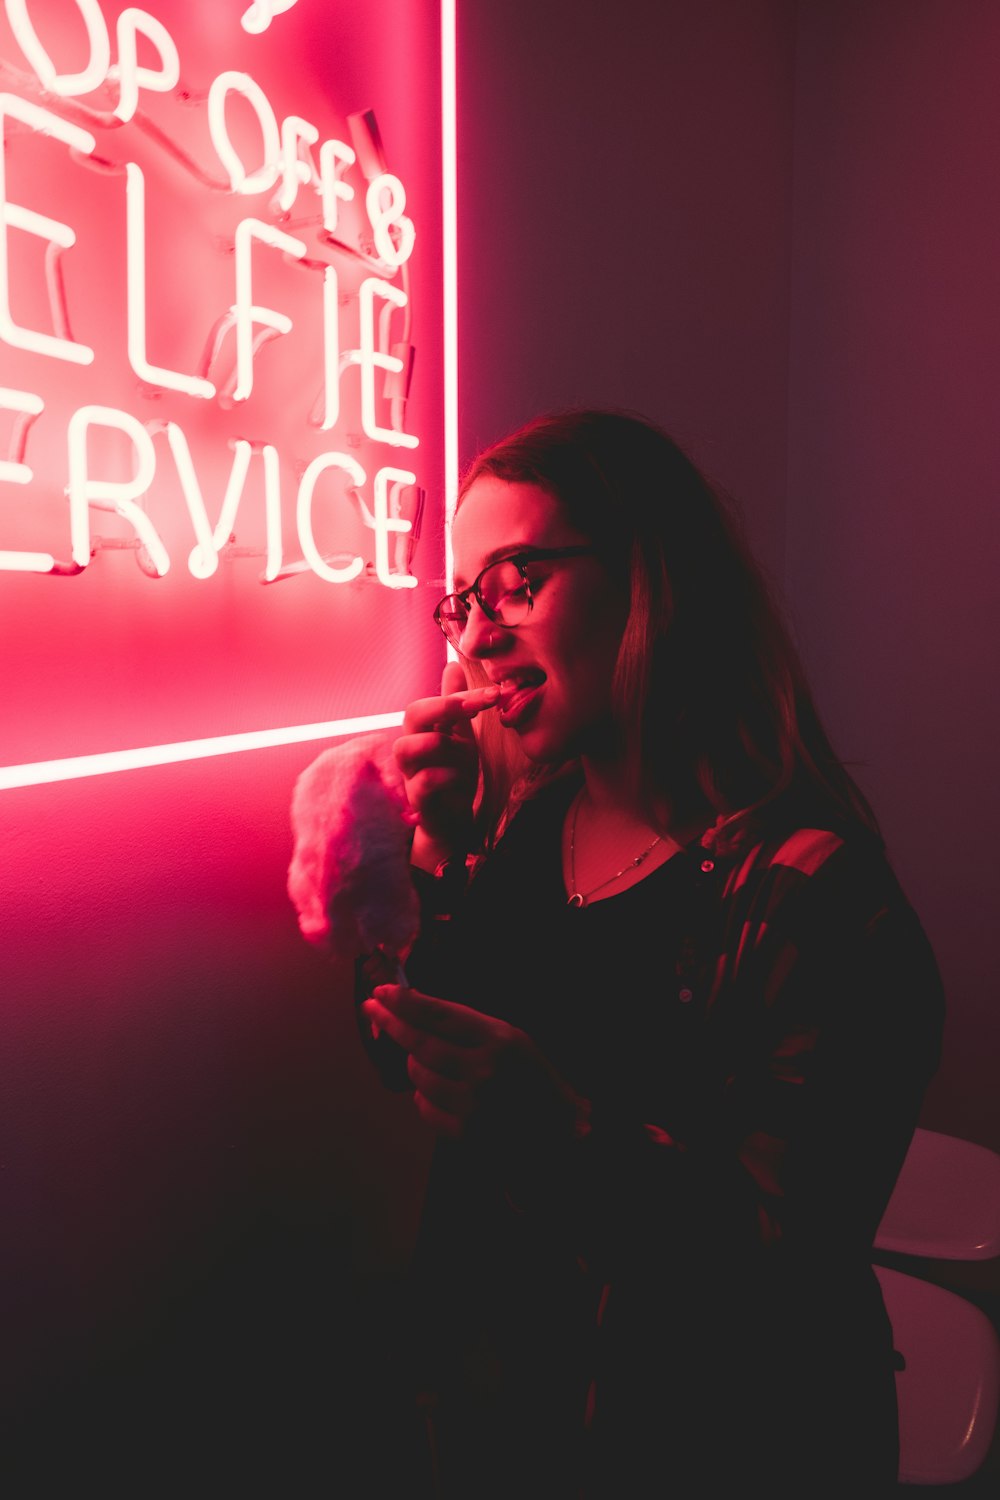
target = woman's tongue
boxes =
[499,671,545,721]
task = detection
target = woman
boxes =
[359,408,945,1498]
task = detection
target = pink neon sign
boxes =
[0,0,453,787]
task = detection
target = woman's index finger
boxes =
[400,683,498,738]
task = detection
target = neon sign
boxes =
[1,5,420,583]
[0,0,454,787]
[241,0,300,36]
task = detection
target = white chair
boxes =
[874,1128,1000,1486]
[875,1127,1000,1261]
[875,1264,1000,1485]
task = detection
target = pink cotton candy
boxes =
[287,730,419,965]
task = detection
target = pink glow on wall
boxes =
[0,0,453,782]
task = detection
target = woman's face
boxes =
[450,476,629,763]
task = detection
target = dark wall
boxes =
[786,0,1000,1156]
[457,0,797,584]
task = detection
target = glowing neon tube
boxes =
[0,712,406,790]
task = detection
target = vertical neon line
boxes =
[441,0,458,600]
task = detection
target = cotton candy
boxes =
[287,730,419,967]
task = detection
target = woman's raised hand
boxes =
[392,660,499,869]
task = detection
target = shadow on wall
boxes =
[3,1232,442,1496]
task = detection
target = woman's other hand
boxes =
[361,984,563,1141]
[393,660,498,871]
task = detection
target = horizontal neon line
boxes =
[0,711,406,790]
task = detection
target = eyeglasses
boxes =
[434,546,595,649]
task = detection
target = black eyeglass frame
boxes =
[433,545,595,646]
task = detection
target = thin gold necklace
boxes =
[566,790,662,908]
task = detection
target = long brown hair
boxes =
[457,407,881,851]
